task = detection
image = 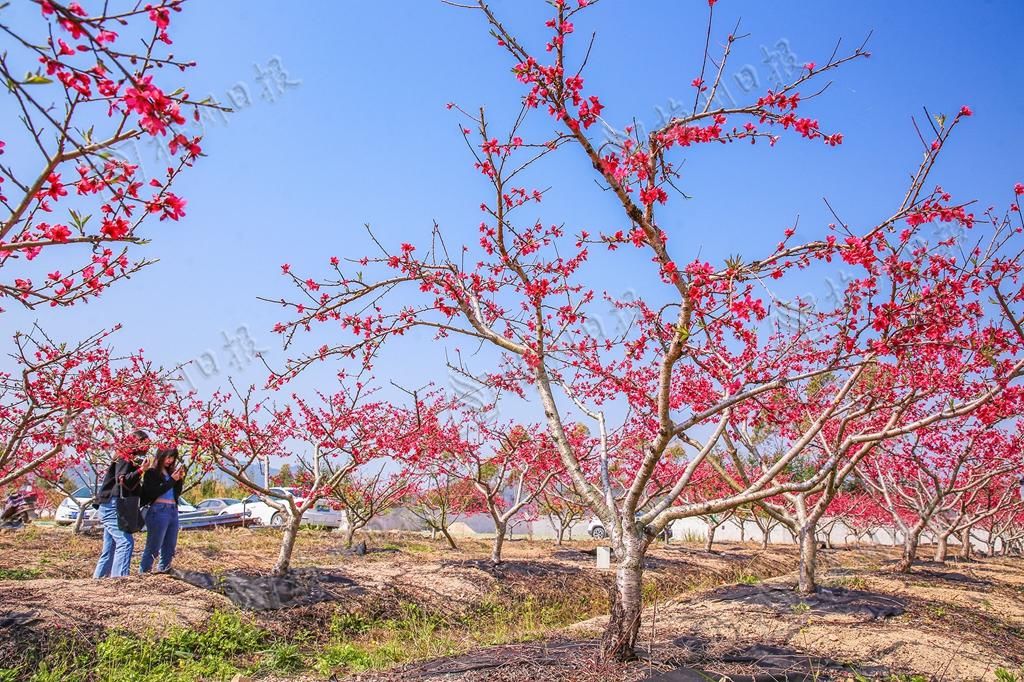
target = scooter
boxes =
[0,489,38,528]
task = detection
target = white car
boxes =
[54,485,99,525]
[587,517,608,539]
[219,487,344,528]
[195,497,240,513]
[56,486,196,525]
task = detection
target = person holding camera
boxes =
[139,447,186,573]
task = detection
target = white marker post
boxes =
[596,546,611,570]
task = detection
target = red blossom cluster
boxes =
[0,327,173,488]
[0,0,214,311]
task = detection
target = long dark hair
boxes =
[154,447,179,474]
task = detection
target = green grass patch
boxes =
[830,575,868,590]
[0,567,41,580]
[13,611,267,682]
[313,585,606,677]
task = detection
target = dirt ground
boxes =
[565,549,1024,681]
[1,525,1022,681]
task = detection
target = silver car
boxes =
[195,497,240,513]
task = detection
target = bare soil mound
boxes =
[0,574,230,635]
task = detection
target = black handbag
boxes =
[116,475,146,533]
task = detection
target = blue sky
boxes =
[4,0,1024,410]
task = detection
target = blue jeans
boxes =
[140,503,179,573]
[93,500,135,578]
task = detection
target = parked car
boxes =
[219,487,344,528]
[56,487,196,525]
[54,485,99,526]
[587,515,670,541]
[195,498,240,513]
[587,517,608,539]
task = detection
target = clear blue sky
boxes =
[5,0,1024,408]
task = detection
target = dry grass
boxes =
[3,526,1023,681]
[0,526,802,680]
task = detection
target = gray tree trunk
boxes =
[273,513,303,576]
[797,525,819,594]
[960,527,973,560]
[441,525,458,550]
[896,526,922,573]
[934,533,949,563]
[343,524,357,549]
[72,501,88,534]
[600,530,645,661]
[491,522,506,564]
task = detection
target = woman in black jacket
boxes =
[139,447,185,573]
[93,430,152,578]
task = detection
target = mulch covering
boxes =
[647,636,890,681]
[708,583,906,621]
[171,567,361,610]
[354,635,890,681]
[397,640,597,678]
[0,610,41,629]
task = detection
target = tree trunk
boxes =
[600,535,645,662]
[440,525,458,550]
[896,527,921,573]
[273,513,302,576]
[761,531,769,549]
[491,522,506,564]
[704,526,716,552]
[933,534,949,563]
[556,525,565,546]
[343,524,356,549]
[73,502,88,534]
[797,525,819,594]
[960,527,972,560]
[738,522,746,543]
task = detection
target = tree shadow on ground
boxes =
[440,558,587,579]
[550,548,683,570]
[895,562,994,587]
